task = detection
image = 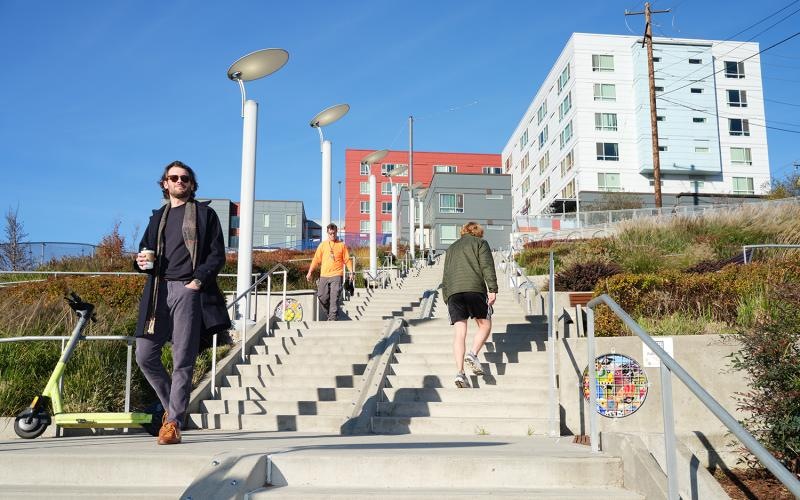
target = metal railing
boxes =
[497,251,540,315]
[0,271,253,287]
[585,294,800,499]
[0,335,137,413]
[742,244,800,264]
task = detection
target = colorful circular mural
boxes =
[274,298,303,322]
[583,353,648,418]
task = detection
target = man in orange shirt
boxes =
[306,223,354,321]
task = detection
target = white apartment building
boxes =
[503,33,770,218]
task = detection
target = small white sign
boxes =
[643,337,674,368]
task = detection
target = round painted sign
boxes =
[583,353,648,418]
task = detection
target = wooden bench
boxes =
[569,292,595,307]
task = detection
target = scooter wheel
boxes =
[14,413,49,439]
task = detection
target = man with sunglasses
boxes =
[306,223,354,321]
[133,160,230,445]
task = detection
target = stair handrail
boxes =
[741,243,800,264]
[498,251,540,315]
[585,294,800,499]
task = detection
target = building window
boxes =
[732,177,754,194]
[690,88,703,94]
[729,118,750,136]
[596,142,619,161]
[593,83,616,101]
[519,130,528,150]
[381,163,408,176]
[439,193,464,213]
[562,179,576,199]
[262,234,270,246]
[560,149,574,176]
[559,92,572,120]
[360,220,369,233]
[689,58,702,64]
[654,86,664,92]
[263,214,270,227]
[539,178,550,199]
[285,214,297,228]
[381,221,392,234]
[725,61,745,78]
[559,120,573,149]
[440,224,459,245]
[539,151,550,174]
[731,147,752,165]
[558,64,570,93]
[727,89,748,107]
[521,176,530,194]
[482,166,502,174]
[592,54,614,72]
[230,215,240,229]
[595,112,618,131]
[504,156,512,172]
[434,165,458,173]
[380,183,391,195]
[360,201,370,214]
[360,181,369,194]
[381,202,392,214]
[653,56,661,62]
[285,235,295,248]
[598,172,622,192]
[537,100,548,124]
[658,145,668,152]
[656,115,666,122]
[360,163,370,175]
[694,140,710,153]
[538,126,548,150]
[693,117,707,123]
[520,152,530,171]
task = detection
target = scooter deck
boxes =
[54,412,152,428]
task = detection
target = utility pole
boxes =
[626,2,670,208]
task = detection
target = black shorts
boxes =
[447,292,492,325]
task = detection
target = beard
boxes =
[170,186,191,200]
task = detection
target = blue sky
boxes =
[1,0,798,245]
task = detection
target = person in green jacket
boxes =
[441,222,498,388]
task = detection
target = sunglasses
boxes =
[166,175,191,183]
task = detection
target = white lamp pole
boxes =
[418,198,424,252]
[310,104,350,240]
[227,48,288,342]
[369,174,377,279]
[391,183,398,258]
[408,115,415,259]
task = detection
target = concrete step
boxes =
[0,485,181,499]
[265,447,625,487]
[218,386,357,401]
[225,374,363,388]
[376,401,546,418]
[273,320,387,331]
[252,342,378,356]
[201,399,352,415]
[234,362,367,378]
[248,353,369,366]
[385,374,543,389]
[187,413,344,431]
[389,362,544,377]
[396,340,543,353]
[381,387,546,403]
[251,486,643,499]
[393,351,544,364]
[370,416,550,436]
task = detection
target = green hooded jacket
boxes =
[441,234,498,304]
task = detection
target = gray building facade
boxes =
[398,173,512,251]
[201,199,308,250]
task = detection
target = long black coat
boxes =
[133,201,231,338]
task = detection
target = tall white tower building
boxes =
[503,33,770,219]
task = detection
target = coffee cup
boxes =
[140,249,156,270]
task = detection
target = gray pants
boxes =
[317,276,342,321]
[135,280,201,428]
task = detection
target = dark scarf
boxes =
[145,200,198,334]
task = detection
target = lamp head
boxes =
[310,103,350,128]
[360,149,389,166]
[227,48,289,82]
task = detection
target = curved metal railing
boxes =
[585,294,800,499]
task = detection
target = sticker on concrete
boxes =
[583,353,648,418]
[642,337,674,368]
[274,298,303,322]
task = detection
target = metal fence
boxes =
[0,242,97,271]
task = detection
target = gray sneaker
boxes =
[454,372,469,388]
[465,352,484,376]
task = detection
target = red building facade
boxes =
[344,149,502,237]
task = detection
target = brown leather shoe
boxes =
[157,421,181,445]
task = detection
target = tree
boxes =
[0,206,33,271]
[584,191,644,211]
[763,171,800,200]
[96,220,127,261]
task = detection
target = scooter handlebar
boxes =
[65,292,96,322]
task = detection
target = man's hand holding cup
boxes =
[137,248,156,271]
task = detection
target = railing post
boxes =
[548,251,557,437]
[266,275,272,328]
[281,270,287,319]
[124,341,133,413]
[586,307,599,453]
[211,333,218,398]
[661,362,679,499]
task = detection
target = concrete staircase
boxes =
[187,264,441,432]
[371,262,557,436]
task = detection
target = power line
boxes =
[659,96,800,134]
[659,30,800,98]
[765,98,800,107]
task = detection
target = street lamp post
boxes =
[227,48,288,342]
[310,104,350,240]
[361,149,389,275]
[337,180,342,230]
[382,163,408,262]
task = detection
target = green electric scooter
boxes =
[14,292,162,439]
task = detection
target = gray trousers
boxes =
[135,280,201,428]
[317,276,342,321]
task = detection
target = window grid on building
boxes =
[439,193,464,213]
[598,172,622,192]
[596,142,619,161]
[592,54,614,72]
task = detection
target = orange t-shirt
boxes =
[311,240,353,277]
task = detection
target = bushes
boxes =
[554,260,621,292]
